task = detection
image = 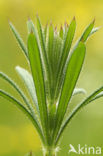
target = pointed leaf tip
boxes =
[50,20,52,26]
[80,20,95,43]
[28,32,48,140]
[60,24,62,27]
[64,20,67,26]
[92,18,95,24]
[8,18,10,24]
[53,42,86,142]
[55,26,57,30]
[45,22,48,27]
[28,16,31,21]
[60,25,63,30]
[9,22,28,58]
[36,13,39,18]
[73,16,76,21]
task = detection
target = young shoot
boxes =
[0,16,102,156]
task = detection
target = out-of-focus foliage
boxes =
[0,0,103,156]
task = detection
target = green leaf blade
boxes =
[53,42,86,143]
[72,20,95,54]
[73,88,86,96]
[15,66,38,111]
[0,72,35,116]
[89,27,100,37]
[54,18,76,101]
[80,20,95,42]
[59,26,63,39]
[36,16,51,102]
[47,24,54,64]
[44,24,48,42]
[28,33,48,141]
[9,22,28,58]
[56,86,103,145]
[0,89,44,143]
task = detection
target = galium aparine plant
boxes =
[0,16,102,156]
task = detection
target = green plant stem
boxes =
[44,151,56,156]
[43,147,57,156]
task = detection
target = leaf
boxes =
[0,89,44,143]
[46,24,54,100]
[54,18,76,101]
[64,21,69,34]
[59,26,63,39]
[36,16,51,101]
[80,19,95,42]
[73,88,86,96]
[36,16,49,69]
[25,151,34,156]
[28,33,48,142]
[63,17,76,53]
[72,20,95,52]
[55,86,103,145]
[44,24,48,42]
[15,66,38,111]
[50,35,63,102]
[0,72,35,117]
[27,19,36,34]
[27,18,51,106]
[52,42,86,143]
[52,35,63,72]
[9,22,28,59]
[88,91,103,102]
[89,27,100,37]
[36,16,46,55]
[47,24,54,67]
[60,18,76,69]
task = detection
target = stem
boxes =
[43,146,58,156]
[44,151,56,156]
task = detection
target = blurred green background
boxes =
[0,0,103,155]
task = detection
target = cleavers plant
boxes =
[0,16,102,156]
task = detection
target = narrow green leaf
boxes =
[55,86,103,145]
[9,22,28,58]
[27,19,36,34]
[59,26,63,39]
[89,27,100,37]
[44,24,48,42]
[47,24,54,66]
[54,18,76,101]
[88,91,103,103]
[27,19,49,93]
[64,21,69,34]
[0,89,44,143]
[36,16,50,73]
[51,35,63,102]
[53,42,86,143]
[0,72,35,117]
[25,151,34,156]
[28,33,48,142]
[36,16,51,102]
[27,19,50,100]
[72,20,95,54]
[80,19,95,42]
[60,18,76,68]
[52,35,63,72]
[15,66,38,111]
[73,88,86,96]
[36,16,47,57]
[46,24,55,101]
